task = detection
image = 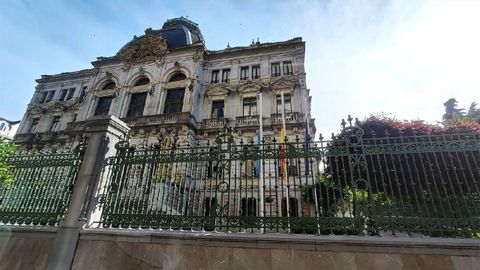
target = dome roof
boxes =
[116,17,204,56]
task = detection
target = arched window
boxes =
[94,96,113,116]
[134,77,150,86]
[126,92,147,117]
[102,81,116,90]
[169,73,186,82]
[164,88,184,113]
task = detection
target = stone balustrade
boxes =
[236,115,259,127]
[271,112,303,125]
[202,118,229,129]
[122,112,197,128]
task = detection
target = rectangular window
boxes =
[50,116,60,132]
[164,88,185,113]
[58,89,67,101]
[211,70,219,83]
[281,198,299,217]
[276,94,292,114]
[38,92,48,103]
[242,160,255,178]
[221,69,230,82]
[211,100,224,118]
[204,197,217,217]
[240,198,257,217]
[126,92,147,117]
[252,65,260,79]
[288,163,298,176]
[283,61,293,75]
[29,119,39,133]
[271,62,281,77]
[66,88,75,100]
[243,97,257,116]
[204,197,217,231]
[45,91,55,102]
[94,96,113,116]
[240,66,249,80]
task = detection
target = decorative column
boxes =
[45,115,130,270]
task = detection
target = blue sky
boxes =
[1,0,479,135]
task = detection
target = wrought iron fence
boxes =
[94,124,480,238]
[0,144,85,226]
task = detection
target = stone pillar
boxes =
[45,115,129,270]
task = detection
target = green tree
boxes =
[443,98,465,121]
[443,98,480,123]
[0,137,17,184]
[466,102,480,121]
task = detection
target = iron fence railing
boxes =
[0,144,84,226]
[93,124,480,238]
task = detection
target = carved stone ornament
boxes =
[206,84,232,97]
[117,28,168,65]
[237,80,262,94]
[192,49,202,63]
[269,76,298,90]
[174,61,181,70]
[28,105,47,115]
[188,79,195,91]
[51,103,69,112]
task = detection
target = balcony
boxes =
[202,118,229,129]
[122,112,197,128]
[236,115,259,127]
[271,112,303,125]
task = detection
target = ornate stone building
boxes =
[0,117,19,140]
[16,17,314,150]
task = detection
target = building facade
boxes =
[14,17,316,222]
[0,117,19,140]
[16,17,314,150]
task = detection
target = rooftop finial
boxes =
[251,38,255,45]
[256,37,260,45]
[227,42,230,48]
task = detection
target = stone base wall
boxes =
[1,228,479,270]
[72,230,480,270]
[0,229,55,270]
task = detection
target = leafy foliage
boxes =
[0,137,17,184]
[325,115,480,219]
[443,98,480,122]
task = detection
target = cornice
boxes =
[205,38,304,59]
[36,69,96,84]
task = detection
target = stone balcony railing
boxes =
[271,112,303,125]
[236,115,259,127]
[122,112,197,128]
[14,131,67,145]
[202,118,229,129]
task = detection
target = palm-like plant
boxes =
[443,98,465,121]
[466,102,480,121]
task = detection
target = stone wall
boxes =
[0,228,478,270]
[0,229,55,270]
[70,229,480,270]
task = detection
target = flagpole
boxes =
[281,91,290,232]
[258,93,264,233]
